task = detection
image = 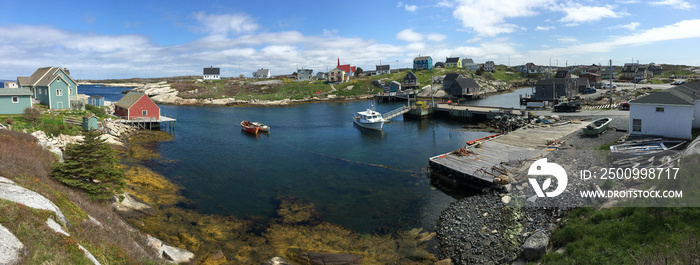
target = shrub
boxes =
[5,117,13,125]
[23,107,42,124]
[51,130,125,200]
[59,124,65,130]
[86,104,106,117]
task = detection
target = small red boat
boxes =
[240,121,260,134]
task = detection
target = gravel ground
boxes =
[436,116,629,264]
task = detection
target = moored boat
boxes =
[240,121,260,134]
[251,122,270,132]
[581,117,612,136]
[353,109,385,131]
[610,140,685,158]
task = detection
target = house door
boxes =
[57,102,63,109]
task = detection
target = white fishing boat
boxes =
[353,108,385,131]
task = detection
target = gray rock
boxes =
[501,195,511,204]
[147,234,196,264]
[522,231,549,261]
[0,176,67,225]
[111,192,157,219]
[0,223,24,265]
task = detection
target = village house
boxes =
[383,81,402,94]
[577,77,590,93]
[327,68,347,83]
[0,87,33,114]
[3,81,18,88]
[296,68,313,81]
[445,57,462,68]
[114,91,160,120]
[628,82,700,139]
[620,63,639,81]
[581,73,603,87]
[203,67,220,80]
[533,78,578,101]
[253,68,271,79]
[17,66,79,110]
[463,58,479,71]
[336,58,356,77]
[376,64,391,75]
[413,56,433,70]
[445,76,480,98]
[434,62,445,68]
[483,61,496,72]
[316,72,327,80]
[88,95,105,106]
[403,71,418,89]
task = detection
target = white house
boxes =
[203,67,220,80]
[253,68,271,79]
[629,82,700,139]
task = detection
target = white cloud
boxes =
[466,37,481,43]
[556,36,578,43]
[451,0,554,37]
[617,0,640,3]
[396,29,423,42]
[650,0,696,10]
[436,0,454,8]
[191,12,259,36]
[609,22,640,31]
[427,34,447,42]
[536,26,555,31]
[405,4,419,12]
[555,3,627,23]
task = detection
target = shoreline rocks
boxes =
[0,223,24,265]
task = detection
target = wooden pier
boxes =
[382,105,410,120]
[433,103,526,121]
[115,115,177,130]
[428,140,539,187]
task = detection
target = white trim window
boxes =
[57,89,62,96]
[12,96,18,103]
[142,110,147,116]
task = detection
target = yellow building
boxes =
[445,57,462,68]
[327,68,347,83]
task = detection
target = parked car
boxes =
[671,80,686,85]
[619,102,630,111]
[602,84,617,89]
[583,88,597,94]
[553,102,580,112]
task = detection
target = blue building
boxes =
[88,95,105,106]
[413,56,433,70]
[17,67,79,110]
[0,88,33,114]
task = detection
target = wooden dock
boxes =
[429,140,539,187]
[382,105,410,120]
[115,115,177,130]
[433,103,526,120]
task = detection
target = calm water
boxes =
[82,85,527,233]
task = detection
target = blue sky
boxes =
[0,0,698,79]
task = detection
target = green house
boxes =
[0,88,33,114]
[82,114,99,131]
[17,67,79,110]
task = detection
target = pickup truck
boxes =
[553,102,580,112]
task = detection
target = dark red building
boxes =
[114,91,160,120]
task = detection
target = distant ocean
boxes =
[78,84,134,102]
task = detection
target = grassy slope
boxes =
[0,129,162,264]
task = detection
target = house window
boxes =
[656,107,664,112]
[632,119,642,132]
[57,89,62,96]
[12,96,18,103]
[142,110,148,116]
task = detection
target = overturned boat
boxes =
[582,117,612,136]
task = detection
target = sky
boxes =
[0,0,698,80]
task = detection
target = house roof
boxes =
[535,78,569,86]
[203,67,220,75]
[89,95,104,99]
[462,58,475,64]
[20,67,77,87]
[338,64,354,73]
[630,82,700,105]
[554,71,569,78]
[443,73,462,83]
[449,77,480,90]
[376,65,390,71]
[0,88,33,96]
[255,69,270,75]
[414,56,431,61]
[115,91,146,109]
[446,57,461,63]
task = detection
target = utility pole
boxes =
[609,59,613,106]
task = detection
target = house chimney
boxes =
[64,68,70,75]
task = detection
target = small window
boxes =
[656,107,664,112]
[12,96,18,103]
[57,89,62,96]
[142,110,147,116]
[633,119,642,132]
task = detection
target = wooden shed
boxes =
[82,114,99,131]
[88,95,104,106]
[114,91,160,120]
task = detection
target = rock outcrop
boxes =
[0,223,24,265]
[147,234,196,264]
[111,192,158,219]
[0,176,67,225]
[522,230,549,261]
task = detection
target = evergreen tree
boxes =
[51,130,125,200]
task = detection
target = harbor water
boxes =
[80,84,526,234]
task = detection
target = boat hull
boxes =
[353,118,384,130]
[582,117,612,136]
[240,121,260,134]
